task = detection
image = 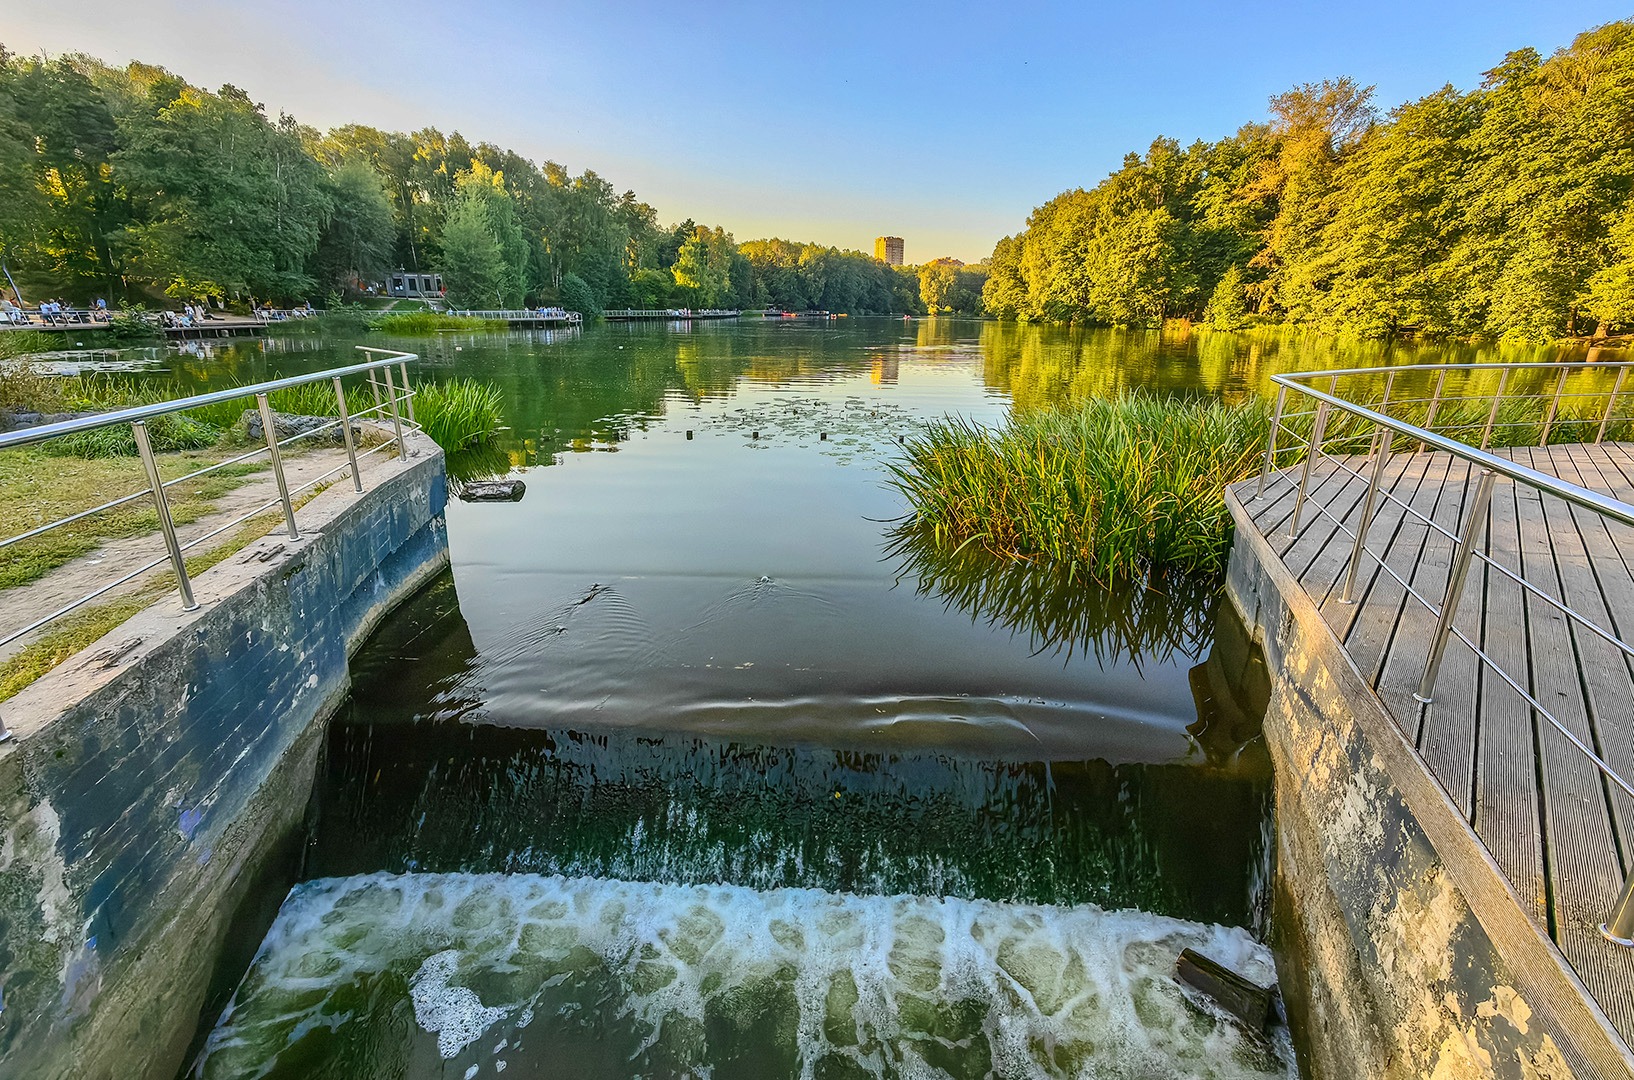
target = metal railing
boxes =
[0,347,421,660]
[1256,358,1634,946]
[447,309,582,323]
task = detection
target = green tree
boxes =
[312,157,397,291]
[118,84,329,299]
[439,197,506,308]
[559,271,600,317]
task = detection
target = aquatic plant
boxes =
[0,332,55,361]
[369,312,510,334]
[889,395,1271,582]
[413,379,505,452]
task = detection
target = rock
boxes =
[459,479,526,502]
[1174,947,1275,1032]
[242,409,358,445]
[0,408,101,434]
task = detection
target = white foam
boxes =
[201,872,1291,1079]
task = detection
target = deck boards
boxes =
[1233,442,1634,1046]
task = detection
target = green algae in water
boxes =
[200,872,1292,1079]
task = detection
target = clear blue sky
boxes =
[8,0,1630,262]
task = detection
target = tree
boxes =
[438,196,506,308]
[118,84,329,299]
[312,157,396,291]
[559,271,600,317]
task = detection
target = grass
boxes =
[0,446,267,589]
[370,312,510,334]
[0,487,328,702]
[888,395,1272,583]
[415,379,505,451]
[0,331,56,360]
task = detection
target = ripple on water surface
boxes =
[201,872,1293,1080]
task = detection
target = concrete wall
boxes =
[1224,491,1633,1080]
[0,431,448,1080]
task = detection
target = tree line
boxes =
[0,45,988,317]
[983,20,1634,340]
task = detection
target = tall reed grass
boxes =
[414,379,505,452]
[370,312,510,334]
[889,395,1271,582]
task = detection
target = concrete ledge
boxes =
[1225,488,1633,1080]
[0,430,448,1080]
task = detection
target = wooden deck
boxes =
[1236,443,1634,1044]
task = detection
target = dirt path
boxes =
[0,445,400,662]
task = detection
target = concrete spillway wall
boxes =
[0,431,448,1080]
[1224,491,1633,1080]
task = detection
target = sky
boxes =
[5,1,1630,263]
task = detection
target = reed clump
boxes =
[414,379,505,451]
[370,312,510,334]
[889,395,1271,582]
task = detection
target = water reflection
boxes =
[886,525,1216,669]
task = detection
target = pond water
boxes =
[147,318,1577,1079]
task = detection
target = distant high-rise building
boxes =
[874,236,905,266]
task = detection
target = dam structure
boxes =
[1226,359,1634,1079]
[0,351,450,1080]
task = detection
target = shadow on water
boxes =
[309,570,1274,930]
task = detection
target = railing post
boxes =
[367,368,383,410]
[1596,365,1629,446]
[381,365,408,455]
[1603,869,1634,947]
[333,377,363,493]
[132,420,198,611]
[1480,367,1511,452]
[1418,369,1447,453]
[1341,423,1393,603]
[1256,384,1288,499]
[1414,468,1496,703]
[1539,366,1570,447]
[398,361,416,426]
[256,393,300,539]
[1287,401,1331,539]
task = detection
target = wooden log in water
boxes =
[1175,947,1274,1032]
[460,480,526,502]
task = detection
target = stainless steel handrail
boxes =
[0,347,421,655]
[0,353,418,451]
[1258,357,1634,947]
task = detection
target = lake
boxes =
[160,319,1578,1078]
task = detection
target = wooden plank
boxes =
[1541,446,1634,859]
[1469,469,1548,927]
[1314,451,1441,642]
[1510,448,1634,1042]
[1342,451,1460,691]
[1373,456,1476,755]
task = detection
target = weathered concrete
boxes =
[1225,489,1634,1080]
[0,429,448,1080]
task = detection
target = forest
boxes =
[0,45,983,315]
[983,20,1634,340]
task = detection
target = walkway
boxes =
[1235,442,1634,1045]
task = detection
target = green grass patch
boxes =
[0,446,269,590]
[0,486,327,701]
[415,379,505,451]
[370,312,510,334]
[889,395,1271,583]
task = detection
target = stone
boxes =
[241,409,359,445]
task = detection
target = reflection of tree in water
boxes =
[885,522,1215,668]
